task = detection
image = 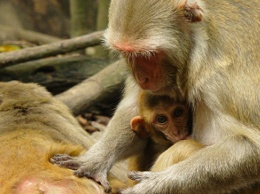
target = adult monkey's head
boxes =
[104,0,204,98]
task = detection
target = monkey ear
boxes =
[177,0,204,22]
[130,116,149,139]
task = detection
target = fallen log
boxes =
[0,30,104,67]
[0,55,109,94]
[56,59,127,115]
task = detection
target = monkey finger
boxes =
[128,171,151,182]
[51,153,73,161]
[75,169,111,193]
[119,180,151,194]
[100,179,111,193]
[121,171,164,194]
[50,157,81,170]
[60,161,80,170]
[74,167,92,177]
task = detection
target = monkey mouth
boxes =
[126,51,165,91]
[166,132,189,142]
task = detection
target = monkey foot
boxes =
[75,169,111,193]
[51,154,111,193]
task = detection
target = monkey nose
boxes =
[137,76,148,84]
[134,69,148,83]
[135,73,150,89]
[138,78,153,90]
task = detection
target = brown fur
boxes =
[128,90,191,186]
[0,81,125,194]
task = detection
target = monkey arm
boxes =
[122,127,260,194]
[51,76,146,192]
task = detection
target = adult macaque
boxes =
[0,81,125,194]
[52,0,260,193]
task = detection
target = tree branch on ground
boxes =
[56,59,127,115]
[0,55,110,94]
[0,30,104,68]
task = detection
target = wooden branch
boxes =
[0,55,110,94]
[56,59,127,115]
[0,24,62,44]
[0,30,104,68]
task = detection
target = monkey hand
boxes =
[121,170,171,194]
[51,153,111,193]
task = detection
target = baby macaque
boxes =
[128,91,192,185]
[130,90,191,145]
[0,81,124,194]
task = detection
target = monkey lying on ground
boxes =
[0,81,125,194]
[52,0,260,193]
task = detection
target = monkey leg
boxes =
[150,139,259,194]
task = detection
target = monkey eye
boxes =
[173,108,183,117]
[156,115,168,124]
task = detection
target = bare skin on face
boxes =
[130,90,191,144]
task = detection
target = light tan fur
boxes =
[52,0,260,193]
